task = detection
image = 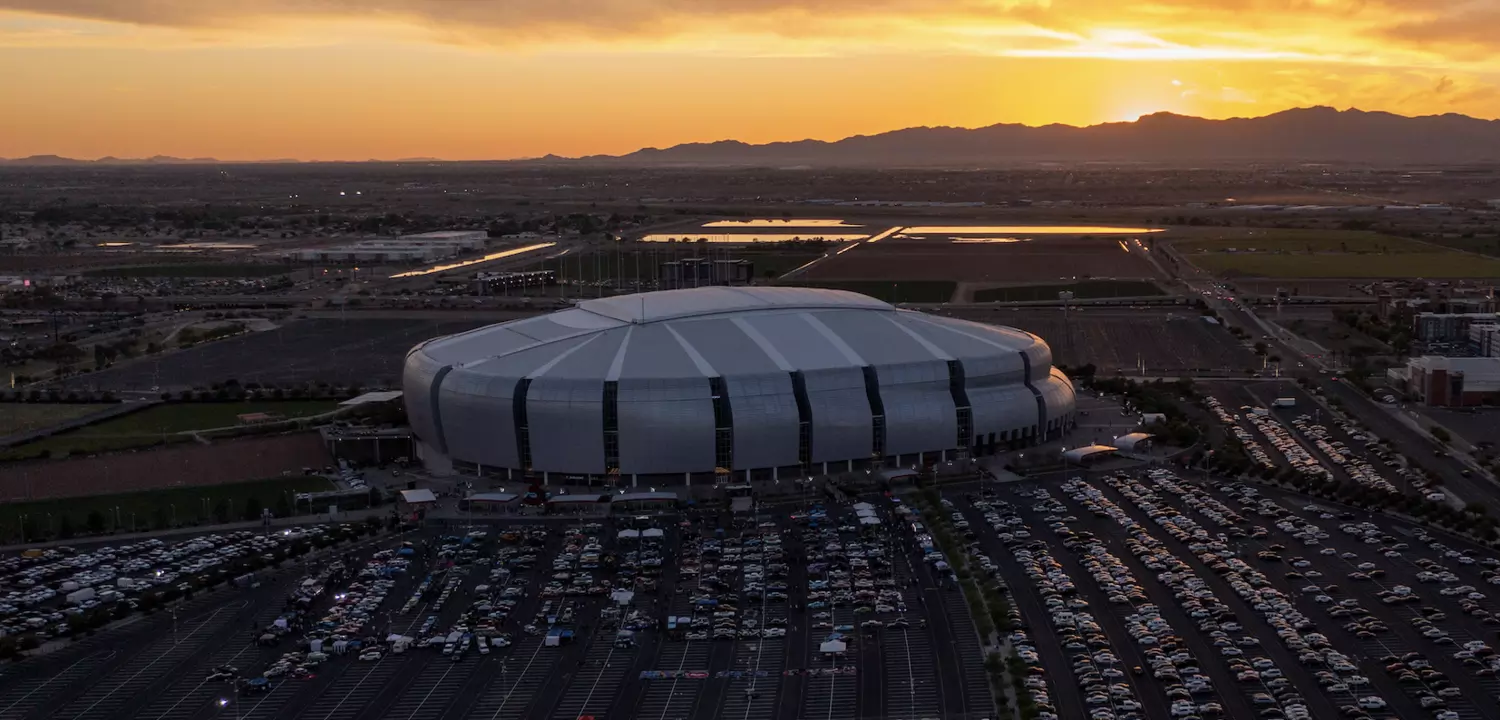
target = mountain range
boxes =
[4,107,1499,166]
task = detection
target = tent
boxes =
[819,640,847,654]
[399,488,437,505]
[856,508,877,518]
[617,529,641,540]
[859,516,881,526]
[610,589,635,606]
[851,502,874,511]
[642,528,665,539]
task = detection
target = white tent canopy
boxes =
[820,640,847,654]
[642,528,665,539]
[617,529,641,539]
[859,516,881,526]
[851,502,874,511]
[399,488,437,504]
[856,508,877,518]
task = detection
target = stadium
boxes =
[403,287,1076,486]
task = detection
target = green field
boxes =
[973,280,1164,303]
[781,280,957,303]
[0,404,111,436]
[529,249,823,283]
[1188,252,1500,279]
[1,401,340,460]
[0,476,337,540]
[82,263,290,278]
[1172,230,1434,255]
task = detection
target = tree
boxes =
[58,515,75,539]
[1253,341,1268,356]
[85,510,106,535]
[1431,427,1451,445]
[242,496,263,522]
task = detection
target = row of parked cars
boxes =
[2,529,329,639]
[1166,472,1498,720]
[1090,471,1385,720]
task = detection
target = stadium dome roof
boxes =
[404,286,1074,481]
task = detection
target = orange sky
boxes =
[1,1,1497,160]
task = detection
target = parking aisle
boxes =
[549,630,636,720]
[937,589,992,718]
[0,650,116,720]
[377,654,481,720]
[462,637,560,720]
[880,543,940,720]
[133,597,300,720]
[292,656,412,720]
[47,603,245,720]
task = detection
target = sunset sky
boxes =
[2,0,1498,160]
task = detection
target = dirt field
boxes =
[1229,279,1375,297]
[1172,229,1500,279]
[0,432,333,502]
[0,404,111,437]
[54,318,495,392]
[941,307,1256,373]
[1187,252,1500,279]
[804,237,1161,283]
[971,279,1162,303]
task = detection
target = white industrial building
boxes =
[290,230,489,264]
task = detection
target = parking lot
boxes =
[0,501,998,720]
[953,467,1500,720]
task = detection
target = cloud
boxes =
[0,0,1495,70]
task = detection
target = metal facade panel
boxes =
[542,328,627,379]
[526,376,606,475]
[1038,369,1078,420]
[401,350,445,447]
[876,360,957,456]
[817,311,933,366]
[968,383,1041,439]
[738,313,853,371]
[617,377,717,475]
[802,366,873,463]
[894,313,1027,359]
[1021,341,1053,382]
[437,367,520,469]
[617,324,705,379]
[960,353,1029,386]
[672,319,783,377]
[725,373,801,469]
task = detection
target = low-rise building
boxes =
[1400,356,1500,407]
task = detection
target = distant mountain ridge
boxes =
[4,107,1498,166]
[591,107,1500,166]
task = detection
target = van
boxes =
[477,637,490,655]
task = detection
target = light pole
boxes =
[113,506,121,532]
[170,504,176,527]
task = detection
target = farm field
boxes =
[53,317,493,392]
[783,279,957,303]
[1,401,340,460]
[525,246,825,283]
[1188,252,1500,278]
[1171,229,1433,254]
[804,236,1160,283]
[0,403,110,437]
[943,308,1256,373]
[81,263,291,278]
[972,279,1163,303]
[0,475,335,535]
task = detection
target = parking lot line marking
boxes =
[69,606,230,718]
[402,660,459,720]
[0,650,114,718]
[150,638,262,720]
[490,636,546,720]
